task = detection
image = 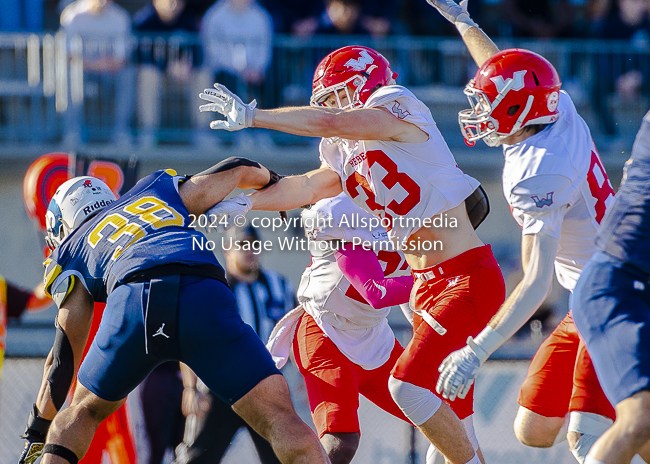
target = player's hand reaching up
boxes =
[199,84,256,131]
[206,193,253,233]
[426,0,468,23]
[426,0,477,34]
[436,336,488,401]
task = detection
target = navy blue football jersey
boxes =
[44,169,223,302]
[597,111,650,276]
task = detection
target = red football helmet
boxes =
[459,49,562,147]
[311,45,398,109]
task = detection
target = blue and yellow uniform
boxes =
[573,111,650,405]
[44,170,280,403]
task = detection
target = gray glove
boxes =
[425,0,477,34]
[199,84,257,131]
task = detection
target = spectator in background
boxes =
[591,0,650,136]
[174,225,295,464]
[60,0,135,148]
[201,0,273,147]
[500,0,574,38]
[261,0,323,35]
[314,0,370,35]
[133,0,212,148]
[359,0,397,36]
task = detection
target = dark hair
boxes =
[523,124,550,135]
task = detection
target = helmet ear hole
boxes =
[507,105,521,116]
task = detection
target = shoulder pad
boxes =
[51,275,75,308]
[364,85,432,127]
[509,174,573,213]
[43,257,63,298]
[364,85,415,108]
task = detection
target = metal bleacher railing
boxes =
[0,32,649,152]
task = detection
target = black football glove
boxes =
[19,404,52,464]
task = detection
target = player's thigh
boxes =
[231,373,298,438]
[359,339,410,424]
[392,261,503,420]
[517,313,578,418]
[177,277,280,405]
[293,313,362,436]
[77,282,160,402]
[573,254,650,406]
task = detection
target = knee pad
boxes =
[47,317,75,411]
[568,411,613,464]
[388,376,442,426]
[462,415,480,451]
[425,444,446,464]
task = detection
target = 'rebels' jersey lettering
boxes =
[502,91,615,290]
[319,85,479,243]
[44,170,223,302]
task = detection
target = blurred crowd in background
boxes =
[3,0,650,40]
[1,0,650,146]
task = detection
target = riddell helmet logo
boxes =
[345,50,374,72]
[83,180,92,188]
[82,198,114,215]
[490,70,527,93]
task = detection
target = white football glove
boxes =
[199,84,256,131]
[206,193,253,233]
[436,336,488,401]
[426,0,477,34]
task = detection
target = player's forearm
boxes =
[335,244,413,309]
[35,352,57,420]
[253,106,343,138]
[250,168,342,211]
[487,277,551,343]
[461,27,499,68]
[237,165,272,190]
[249,175,325,211]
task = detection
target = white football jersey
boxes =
[297,193,410,369]
[502,91,616,290]
[319,85,479,244]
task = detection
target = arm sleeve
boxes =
[335,243,413,309]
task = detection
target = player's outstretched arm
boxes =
[425,0,499,67]
[436,232,558,401]
[180,156,276,216]
[20,282,93,464]
[200,84,426,142]
[249,164,343,212]
[206,165,342,232]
